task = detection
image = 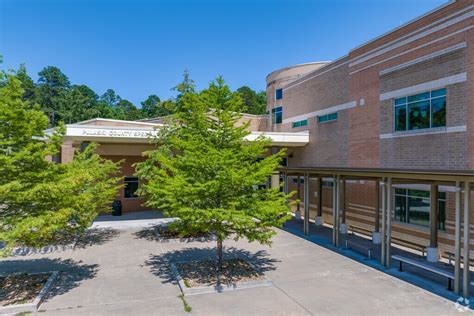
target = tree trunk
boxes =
[217,239,223,272]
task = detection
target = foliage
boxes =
[0,73,121,254]
[236,86,267,115]
[135,76,292,271]
[12,65,267,126]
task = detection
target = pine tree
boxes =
[0,73,121,254]
[135,77,293,272]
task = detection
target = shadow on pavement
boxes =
[94,211,166,222]
[74,228,120,249]
[133,226,160,242]
[0,258,98,302]
[145,246,279,285]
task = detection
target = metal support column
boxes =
[318,178,323,217]
[381,178,387,266]
[283,172,289,195]
[386,177,393,267]
[454,181,461,294]
[463,181,471,299]
[374,180,380,233]
[297,175,301,215]
[332,175,339,247]
[336,175,341,247]
[341,179,346,224]
[303,173,309,235]
[429,184,439,248]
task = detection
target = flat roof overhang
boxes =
[281,166,474,183]
[51,124,310,147]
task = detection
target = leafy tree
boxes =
[236,86,266,115]
[116,99,141,120]
[15,64,36,103]
[36,66,71,126]
[0,72,121,254]
[100,89,121,108]
[58,85,101,123]
[135,77,292,272]
[141,94,171,118]
[172,69,195,112]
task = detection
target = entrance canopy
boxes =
[46,118,309,147]
[282,166,474,183]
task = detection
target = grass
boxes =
[178,294,192,313]
[183,279,191,288]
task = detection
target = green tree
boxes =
[15,64,36,103]
[172,69,195,112]
[116,99,141,120]
[135,77,292,271]
[0,73,121,254]
[141,94,171,118]
[235,86,266,115]
[58,85,101,123]
[100,89,121,108]
[36,66,71,126]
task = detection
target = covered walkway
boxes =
[277,166,474,301]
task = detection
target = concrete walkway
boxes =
[91,211,175,229]
[0,214,469,315]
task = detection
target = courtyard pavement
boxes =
[0,212,470,315]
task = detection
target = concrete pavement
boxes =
[0,214,467,315]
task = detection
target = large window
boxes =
[292,119,308,128]
[317,112,337,124]
[394,188,446,230]
[272,106,282,124]
[124,177,139,199]
[394,88,446,132]
[275,88,283,100]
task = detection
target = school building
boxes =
[53,0,474,298]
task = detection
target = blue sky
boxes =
[1,0,446,106]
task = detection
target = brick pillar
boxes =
[61,140,75,164]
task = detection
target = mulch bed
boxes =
[175,259,264,288]
[157,227,211,239]
[0,273,51,306]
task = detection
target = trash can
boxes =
[112,200,122,216]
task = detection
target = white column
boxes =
[271,171,280,190]
[454,182,461,294]
[303,173,310,235]
[463,181,471,299]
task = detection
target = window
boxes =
[322,180,334,188]
[394,188,446,230]
[292,119,308,128]
[317,112,338,124]
[124,177,139,199]
[394,88,446,131]
[292,177,304,184]
[275,88,283,100]
[272,107,282,124]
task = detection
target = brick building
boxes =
[266,0,474,263]
[52,0,474,297]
